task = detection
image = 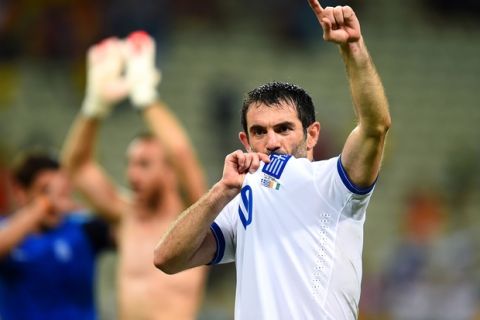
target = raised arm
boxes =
[0,169,79,258]
[154,151,269,274]
[308,0,391,187]
[62,38,128,224]
[124,31,207,205]
[0,197,50,258]
[143,103,207,204]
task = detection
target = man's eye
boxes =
[252,128,266,136]
[276,125,291,133]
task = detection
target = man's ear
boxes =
[239,132,252,152]
[306,122,321,151]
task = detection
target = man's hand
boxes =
[124,31,161,109]
[308,0,361,45]
[30,195,55,226]
[220,151,270,192]
[45,172,78,214]
[82,37,129,118]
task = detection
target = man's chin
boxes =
[133,192,159,207]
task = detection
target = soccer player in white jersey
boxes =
[154,1,391,319]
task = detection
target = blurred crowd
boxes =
[0,0,370,63]
[1,0,479,63]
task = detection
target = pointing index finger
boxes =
[307,0,324,14]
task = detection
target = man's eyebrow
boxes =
[249,121,296,131]
[249,124,266,132]
[273,121,296,128]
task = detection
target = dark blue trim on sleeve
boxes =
[337,157,376,195]
[208,222,226,265]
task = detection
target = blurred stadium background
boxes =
[1,0,480,319]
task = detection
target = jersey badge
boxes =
[261,174,281,190]
[54,239,72,262]
[260,154,290,190]
[262,154,291,179]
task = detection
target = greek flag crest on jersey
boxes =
[260,154,291,190]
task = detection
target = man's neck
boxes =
[132,191,179,221]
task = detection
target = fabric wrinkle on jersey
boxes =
[210,154,375,320]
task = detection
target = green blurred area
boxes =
[1,0,480,319]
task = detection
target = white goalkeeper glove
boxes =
[124,31,161,109]
[81,37,129,119]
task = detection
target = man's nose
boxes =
[266,131,281,153]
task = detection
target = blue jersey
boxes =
[0,212,112,320]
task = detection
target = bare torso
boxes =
[116,195,207,320]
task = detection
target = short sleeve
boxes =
[82,217,115,255]
[314,156,376,214]
[209,196,239,265]
[336,156,376,195]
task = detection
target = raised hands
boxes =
[124,31,161,109]
[82,37,129,118]
[307,0,361,45]
[81,31,160,118]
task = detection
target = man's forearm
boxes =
[0,200,47,258]
[340,38,391,135]
[143,101,190,157]
[62,115,100,173]
[143,101,207,204]
[154,181,237,274]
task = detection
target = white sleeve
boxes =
[314,156,376,218]
[209,196,239,265]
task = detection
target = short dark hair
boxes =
[12,151,59,189]
[241,82,316,136]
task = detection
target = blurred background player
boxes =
[0,150,113,320]
[62,31,208,319]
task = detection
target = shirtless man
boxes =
[62,32,207,320]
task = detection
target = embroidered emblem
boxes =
[262,154,291,179]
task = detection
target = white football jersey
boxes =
[210,155,375,320]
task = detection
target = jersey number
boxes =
[238,185,253,229]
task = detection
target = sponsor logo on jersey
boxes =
[54,239,72,262]
[261,174,281,190]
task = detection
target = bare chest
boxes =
[117,215,171,277]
